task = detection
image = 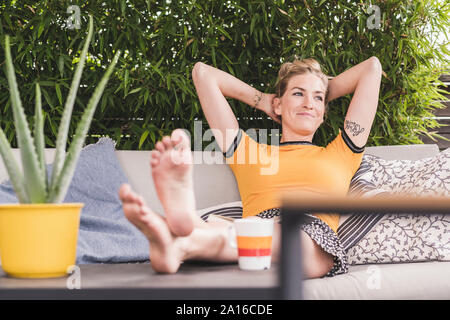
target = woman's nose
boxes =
[302,95,314,109]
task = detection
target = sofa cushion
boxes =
[303,261,450,299]
[344,149,450,264]
[364,143,439,160]
[64,138,150,264]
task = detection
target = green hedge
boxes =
[0,0,449,150]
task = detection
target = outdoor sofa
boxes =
[116,141,450,299]
[0,140,448,299]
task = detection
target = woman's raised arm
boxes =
[326,56,382,148]
[192,62,277,153]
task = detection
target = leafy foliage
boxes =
[0,0,448,150]
[0,16,120,203]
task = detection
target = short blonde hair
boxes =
[275,58,330,111]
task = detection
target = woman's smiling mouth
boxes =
[296,112,314,118]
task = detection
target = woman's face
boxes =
[274,73,326,139]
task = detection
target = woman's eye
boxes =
[294,92,303,96]
[316,96,323,101]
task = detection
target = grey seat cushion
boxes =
[303,261,450,299]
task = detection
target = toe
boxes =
[122,201,142,223]
[119,183,146,207]
[171,129,190,149]
[118,183,131,201]
[150,157,159,168]
[151,150,161,160]
[155,141,165,153]
[162,136,172,150]
[135,194,146,207]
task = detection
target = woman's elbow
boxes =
[192,62,207,84]
[367,56,382,73]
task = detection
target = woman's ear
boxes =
[273,97,282,116]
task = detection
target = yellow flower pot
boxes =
[0,203,83,278]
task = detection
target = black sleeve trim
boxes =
[341,128,365,153]
[223,129,243,158]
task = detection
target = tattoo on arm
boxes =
[253,90,262,109]
[345,120,365,137]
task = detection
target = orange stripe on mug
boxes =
[236,236,272,249]
[238,248,272,257]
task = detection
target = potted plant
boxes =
[0,16,121,278]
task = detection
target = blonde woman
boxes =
[119,56,382,277]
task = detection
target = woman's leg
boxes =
[119,129,333,277]
[120,182,333,278]
[120,128,238,273]
[120,184,237,273]
[271,223,334,279]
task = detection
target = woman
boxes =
[119,56,382,277]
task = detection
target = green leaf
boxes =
[41,87,54,109]
[144,89,150,105]
[4,35,46,203]
[34,83,47,192]
[127,87,142,96]
[121,0,126,16]
[149,130,155,145]
[50,15,94,194]
[49,50,121,203]
[250,15,257,35]
[0,128,29,203]
[114,82,124,94]
[216,25,232,41]
[211,47,216,66]
[39,81,56,87]
[55,83,63,106]
[58,56,65,78]
[139,130,149,149]
[46,113,58,137]
[124,69,130,97]
[4,14,12,30]
[100,94,108,113]
[37,20,45,39]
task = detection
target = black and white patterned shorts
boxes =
[256,208,348,277]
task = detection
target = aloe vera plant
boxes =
[0,15,121,204]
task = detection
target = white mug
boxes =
[228,217,274,271]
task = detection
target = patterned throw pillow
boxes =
[364,150,450,197]
[346,149,450,265]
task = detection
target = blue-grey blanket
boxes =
[0,138,150,264]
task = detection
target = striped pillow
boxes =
[338,155,387,251]
[196,201,243,222]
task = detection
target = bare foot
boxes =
[151,129,195,237]
[119,183,185,273]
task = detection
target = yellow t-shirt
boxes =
[224,128,365,233]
